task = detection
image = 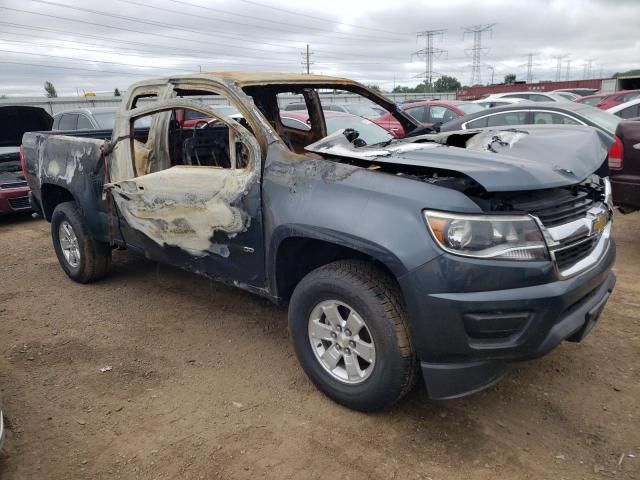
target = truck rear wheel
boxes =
[51,201,111,283]
[288,260,416,411]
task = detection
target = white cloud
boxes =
[0,0,638,96]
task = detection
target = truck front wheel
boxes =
[288,260,416,411]
[51,201,111,283]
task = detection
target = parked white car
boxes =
[607,97,640,119]
[472,98,526,109]
[482,91,572,103]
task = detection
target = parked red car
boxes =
[373,101,485,137]
[609,119,640,211]
[1,106,52,215]
[279,110,393,146]
[576,90,640,110]
[175,106,240,128]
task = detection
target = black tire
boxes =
[288,260,416,411]
[51,201,111,283]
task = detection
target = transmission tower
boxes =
[552,55,568,81]
[565,58,572,80]
[521,53,539,83]
[300,44,314,74]
[463,24,495,85]
[411,29,447,92]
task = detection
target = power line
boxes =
[0,60,172,78]
[9,2,406,62]
[0,6,286,60]
[27,0,304,54]
[412,29,447,92]
[151,0,408,43]
[234,0,410,37]
[0,34,303,66]
[0,47,196,72]
[463,24,495,85]
[0,20,410,68]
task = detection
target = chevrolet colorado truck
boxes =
[22,73,616,411]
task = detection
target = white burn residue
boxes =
[44,136,96,184]
[305,130,441,160]
[108,166,255,257]
[465,130,528,153]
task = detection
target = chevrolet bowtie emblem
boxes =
[592,213,607,234]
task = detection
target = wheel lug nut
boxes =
[344,329,351,336]
[335,326,341,332]
[331,332,337,338]
[349,340,355,347]
[335,344,341,350]
[344,348,351,355]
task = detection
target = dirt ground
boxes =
[0,212,638,480]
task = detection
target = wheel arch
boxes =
[270,225,408,304]
[40,183,76,221]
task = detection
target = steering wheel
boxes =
[185,120,214,166]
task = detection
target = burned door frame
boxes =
[106,96,267,291]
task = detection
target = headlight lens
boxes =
[424,210,548,261]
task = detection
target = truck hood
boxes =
[0,106,53,148]
[305,125,608,192]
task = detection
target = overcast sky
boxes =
[0,0,638,97]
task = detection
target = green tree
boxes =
[366,84,382,93]
[114,88,121,97]
[413,83,428,93]
[44,81,58,98]
[504,73,516,85]
[433,75,461,92]
[613,69,640,78]
[392,85,413,93]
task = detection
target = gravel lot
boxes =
[0,212,638,479]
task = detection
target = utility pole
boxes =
[486,65,495,85]
[463,24,495,85]
[565,58,572,80]
[412,29,447,93]
[301,44,314,74]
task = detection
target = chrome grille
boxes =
[553,236,599,271]
[540,200,611,278]
[528,190,594,228]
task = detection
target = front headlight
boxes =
[424,210,548,261]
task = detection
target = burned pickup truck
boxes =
[22,73,616,411]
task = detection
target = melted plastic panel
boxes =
[39,135,103,185]
[305,126,608,192]
[109,166,257,257]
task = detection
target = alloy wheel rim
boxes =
[308,300,376,384]
[58,220,81,268]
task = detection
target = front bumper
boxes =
[0,186,32,215]
[400,237,616,400]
